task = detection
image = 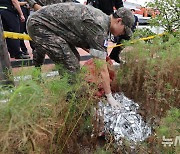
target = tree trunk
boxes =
[0,16,14,85]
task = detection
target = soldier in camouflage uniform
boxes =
[26,2,134,109]
[26,0,77,64]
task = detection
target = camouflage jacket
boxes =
[36,0,77,6]
[28,3,110,59]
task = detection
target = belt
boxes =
[0,6,8,9]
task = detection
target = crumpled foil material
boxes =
[97,93,151,143]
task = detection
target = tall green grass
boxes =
[117,32,180,117]
[0,67,97,153]
[115,32,180,153]
[0,32,179,153]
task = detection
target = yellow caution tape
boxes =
[3,31,166,48]
[107,32,166,48]
[3,31,32,40]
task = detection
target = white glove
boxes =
[105,93,122,109]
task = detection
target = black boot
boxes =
[22,50,29,55]
[14,54,30,59]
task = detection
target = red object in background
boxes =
[83,57,115,97]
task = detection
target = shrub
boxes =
[0,69,96,153]
[117,32,180,118]
[147,0,179,32]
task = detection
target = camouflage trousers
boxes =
[27,23,80,73]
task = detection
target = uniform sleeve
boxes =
[80,6,110,59]
[85,22,108,59]
[82,19,108,59]
[36,0,74,6]
[89,48,107,59]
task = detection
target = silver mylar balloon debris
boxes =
[97,93,151,143]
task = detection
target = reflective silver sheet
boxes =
[98,93,151,143]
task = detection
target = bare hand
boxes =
[20,15,25,22]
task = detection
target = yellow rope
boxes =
[3,31,166,48]
[3,31,32,40]
[107,32,166,48]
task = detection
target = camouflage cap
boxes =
[115,7,135,37]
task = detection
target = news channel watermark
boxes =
[162,136,180,147]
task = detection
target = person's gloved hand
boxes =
[106,93,122,109]
[26,0,37,8]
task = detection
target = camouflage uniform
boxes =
[27,3,109,72]
[36,0,76,6]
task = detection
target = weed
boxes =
[0,32,179,153]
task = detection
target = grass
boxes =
[115,31,180,153]
[117,32,180,117]
[0,67,97,153]
[0,31,179,153]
